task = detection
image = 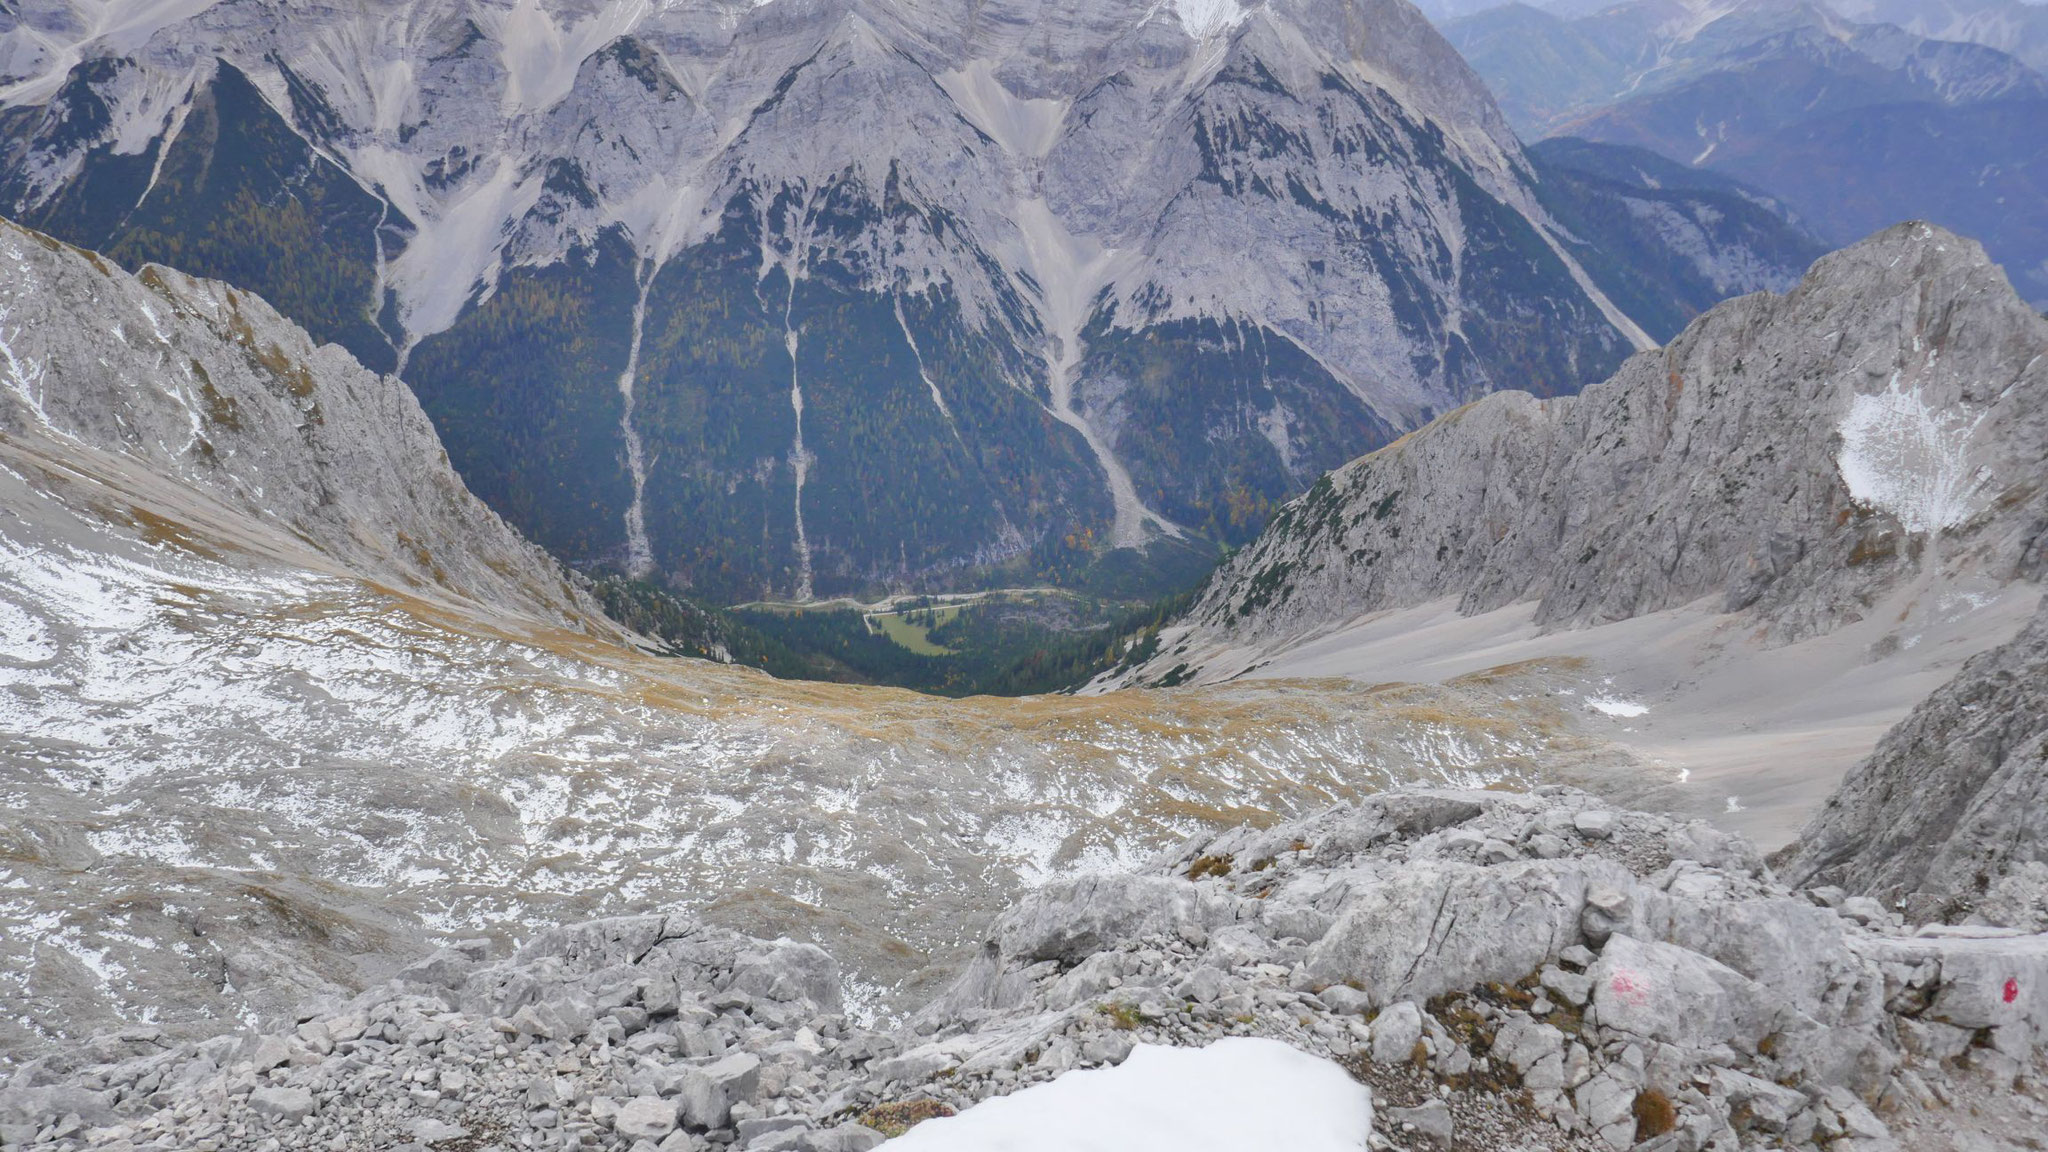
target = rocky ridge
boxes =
[1108,222,2048,689]
[7,786,2044,1152]
[1790,594,2048,929]
[0,218,606,631]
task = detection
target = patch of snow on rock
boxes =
[1169,0,1251,40]
[1837,374,1991,533]
[887,1038,1373,1152]
[1586,697,1649,718]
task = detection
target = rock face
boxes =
[1790,595,2048,927]
[17,786,2043,1152]
[0,0,1816,598]
[1114,222,2048,687]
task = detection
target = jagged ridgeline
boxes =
[0,0,1817,603]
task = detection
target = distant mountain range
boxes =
[1439,0,2048,306]
[1414,0,2048,72]
[0,0,1819,603]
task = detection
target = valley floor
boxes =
[1141,577,2045,851]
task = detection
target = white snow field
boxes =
[888,1038,1373,1151]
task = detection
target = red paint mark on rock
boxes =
[1609,970,1651,1007]
[2005,978,2020,1004]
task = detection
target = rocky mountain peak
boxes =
[1112,221,2048,684]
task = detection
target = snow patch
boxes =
[1837,374,1991,533]
[1586,697,1649,718]
[1169,0,1252,40]
[889,1038,1373,1152]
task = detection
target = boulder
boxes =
[994,875,1221,966]
[614,1096,679,1141]
[1307,859,1626,1003]
[730,941,843,1014]
[679,1052,762,1130]
[1371,1001,1425,1065]
[1586,935,1792,1050]
[248,1086,314,1122]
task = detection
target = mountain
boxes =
[1830,0,2048,71]
[1102,223,2048,841]
[1414,0,2048,73]
[0,0,1818,604]
[0,219,1637,1055]
[1441,0,2048,305]
[1789,594,2048,928]
[1525,137,1829,339]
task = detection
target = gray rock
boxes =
[1490,1016,1567,1076]
[1371,1001,1426,1065]
[736,1115,811,1142]
[615,1096,681,1141]
[1573,1070,1640,1151]
[1307,859,1626,1002]
[1539,966,1592,1007]
[1586,934,1791,1050]
[247,1035,292,1074]
[248,1086,315,1122]
[679,1052,762,1130]
[731,942,844,1014]
[1573,811,1618,840]
[1176,967,1229,1005]
[1384,1099,1454,1146]
[411,1118,469,1142]
[397,947,477,989]
[800,1124,886,1152]
[1317,985,1373,1016]
[995,875,1219,967]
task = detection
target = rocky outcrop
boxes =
[1789,596,2048,927]
[0,218,607,631]
[1114,222,2048,687]
[16,787,2043,1152]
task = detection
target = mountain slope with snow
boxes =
[0,0,1816,601]
[0,219,1642,1056]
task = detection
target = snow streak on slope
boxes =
[619,259,656,577]
[785,292,814,601]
